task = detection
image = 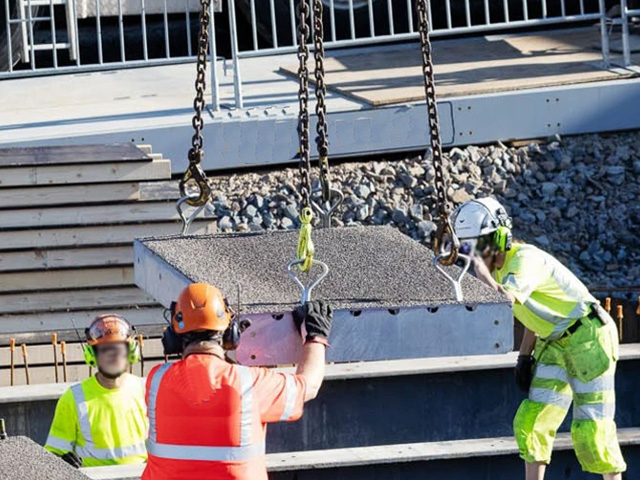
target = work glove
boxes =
[58,451,82,469]
[293,300,333,343]
[515,354,535,393]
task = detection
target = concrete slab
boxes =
[0,436,90,480]
[134,227,513,364]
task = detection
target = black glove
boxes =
[293,300,333,342]
[515,354,535,393]
[59,451,82,469]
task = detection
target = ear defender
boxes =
[222,321,241,351]
[83,344,98,367]
[493,225,513,252]
[161,326,183,356]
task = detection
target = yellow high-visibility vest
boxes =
[45,373,148,467]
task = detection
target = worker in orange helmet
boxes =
[45,314,147,468]
[142,282,333,480]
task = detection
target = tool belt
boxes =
[561,303,616,383]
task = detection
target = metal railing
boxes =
[2,0,638,105]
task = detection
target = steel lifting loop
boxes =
[287,258,329,305]
[433,214,459,266]
[311,188,344,228]
[179,163,212,208]
[296,207,315,273]
[176,194,208,235]
[433,252,470,302]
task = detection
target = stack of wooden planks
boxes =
[0,144,217,384]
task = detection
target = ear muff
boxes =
[128,340,141,364]
[83,344,97,367]
[222,320,241,351]
[493,226,513,252]
[162,326,183,355]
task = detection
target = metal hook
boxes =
[287,258,329,304]
[433,252,471,302]
[311,188,344,228]
[176,194,208,235]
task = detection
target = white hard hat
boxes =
[452,197,512,240]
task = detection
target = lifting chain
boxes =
[295,0,315,272]
[415,0,459,266]
[179,0,213,208]
[310,0,343,228]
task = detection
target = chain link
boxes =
[179,0,213,207]
[312,0,331,202]
[415,0,458,265]
[297,0,313,211]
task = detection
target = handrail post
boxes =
[227,0,243,109]
[598,0,611,68]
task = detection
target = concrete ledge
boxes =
[3,344,640,404]
[81,428,640,479]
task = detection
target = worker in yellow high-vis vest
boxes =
[452,198,625,480]
[45,314,148,468]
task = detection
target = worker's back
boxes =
[142,353,306,480]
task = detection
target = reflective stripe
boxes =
[147,439,265,462]
[572,374,615,394]
[535,364,569,384]
[148,362,172,443]
[529,387,572,410]
[574,402,616,421]
[279,375,297,421]
[70,383,94,445]
[76,441,147,460]
[237,366,254,446]
[46,435,74,452]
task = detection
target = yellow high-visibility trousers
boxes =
[513,319,626,474]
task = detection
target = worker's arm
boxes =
[293,300,333,402]
[471,255,516,304]
[296,342,326,402]
[519,327,537,356]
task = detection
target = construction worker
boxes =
[45,314,148,468]
[452,198,626,480]
[142,283,333,480]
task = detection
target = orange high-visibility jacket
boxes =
[142,354,306,480]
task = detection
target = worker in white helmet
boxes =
[452,197,625,480]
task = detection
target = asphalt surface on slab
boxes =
[0,436,90,480]
[138,226,507,313]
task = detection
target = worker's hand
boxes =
[59,451,82,469]
[293,300,333,342]
[515,354,535,393]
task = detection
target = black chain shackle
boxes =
[415,0,459,265]
[179,0,213,207]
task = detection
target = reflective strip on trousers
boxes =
[46,435,75,452]
[574,402,616,421]
[529,387,572,410]
[572,375,615,394]
[279,374,298,421]
[147,440,265,462]
[535,364,569,384]
[148,363,172,443]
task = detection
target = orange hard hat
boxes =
[172,283,232,334]
[85,314,134,346]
